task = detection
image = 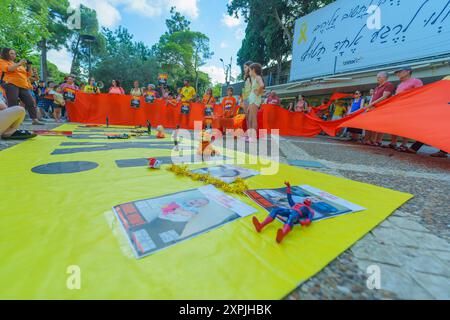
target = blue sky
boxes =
[49,0,244,83]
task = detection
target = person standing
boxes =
[221,87,237,118]
[241,61,253,122]
[346,91,365,141]
[180,79,196,102]
[387,67,424,152]
[364,72,395,146]
[108,80,125,94]
[0,48,43,125]
[246,63,265,143]
[294,95,310,113]
[202,88,216,106]
[84,78,100,94]
[130,80,143,97]
[266,90,281,105]
[60,75,79,120]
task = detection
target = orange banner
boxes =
[66,92,363,136]
[339,79,450,153]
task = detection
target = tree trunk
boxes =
[194,47,199,92]
[273,7,292,44]
[40,39,48,83]
[70,35,81,75]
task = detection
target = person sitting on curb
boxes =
[0,89,36,140]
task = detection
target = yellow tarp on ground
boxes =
[0,124,412,299]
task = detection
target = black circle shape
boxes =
[32,161,99,175]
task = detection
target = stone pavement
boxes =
[1,122,449,300]
[280,136,450,300]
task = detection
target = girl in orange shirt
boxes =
[0,48,43,125]
[221,87,237,118]
[202,88,216,106]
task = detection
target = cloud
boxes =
[199,65,240,85]
[221,13,243,28]
[69,0,200,28]
[221,12,245,41]
[220,42,228,48]
[47,48,73,74]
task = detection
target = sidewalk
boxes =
[281,136,450,300]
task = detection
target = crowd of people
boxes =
[0,45,446,157]
[284,67,447,158]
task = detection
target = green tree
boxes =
[68,5,105,78]
[92,27,157,92]
[0,0,49,57]
[166,6,191,35]
[28,55,67,83]
[154,8,213,92]
[29,0,72,82]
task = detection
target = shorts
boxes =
[53,103,62,109]
[41,99,54,112]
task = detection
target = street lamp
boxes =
[80,34,96,78]
[220,57,233,86]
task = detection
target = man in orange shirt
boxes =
[0,48,43,124]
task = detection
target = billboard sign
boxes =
[290,0,450,81]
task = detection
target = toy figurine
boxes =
[156,125,165,139]
[148,158,162,169]
[252,182,315,243]
[197,129,219,158]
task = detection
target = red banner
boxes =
[66,92,363,137]
[340,79,450,153]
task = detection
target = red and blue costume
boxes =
[252,182,315,243]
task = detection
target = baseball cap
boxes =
[394,66,412,74]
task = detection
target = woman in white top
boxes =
[246,63,265,142]
[130,80,143,97]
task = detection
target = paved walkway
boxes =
[280,137,450,300]
[1,121,449,300]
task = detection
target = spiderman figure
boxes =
[252,182,315,243]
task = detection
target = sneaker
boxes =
[32,120,45,125]
[2,130,37,140]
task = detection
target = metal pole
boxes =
[88,42,92,78]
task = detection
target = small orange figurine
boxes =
[156,125,166,139]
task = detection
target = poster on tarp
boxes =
[63,88,76,102]
[145,94,155,103]
[245,185,365,223]
[114,185,257,258]
[191,165,260,184]
[130,97,141,108]
[180,102,190,115]
[158,73,168,86]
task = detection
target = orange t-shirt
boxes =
[202,94,216,105]
[0,59,32,89]
[221,96,237,118]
